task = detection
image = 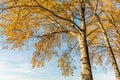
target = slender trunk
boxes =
[97,16,120,80]
[88,1,120,79]
[77,1,93,79]
[78,32,93,80]
[102,28,120,80]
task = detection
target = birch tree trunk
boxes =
[98,17,120,80]
[101,28,120,80]
[78,32,93,80]
[77,1,93,79]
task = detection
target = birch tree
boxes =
[0,0,93,80]
[0,0,120,80]
[87,0,120,80]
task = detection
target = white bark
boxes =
[102,30,120,80]
[78,33,93,80]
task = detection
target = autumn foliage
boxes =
[0,0,120,80]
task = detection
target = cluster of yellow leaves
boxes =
[31,35,60,68]
[0,13,32,48]
[58,54,76,76]
[31,56,45,68]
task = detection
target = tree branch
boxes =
[31,30,70,39]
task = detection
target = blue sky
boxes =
[0,45,116,80]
